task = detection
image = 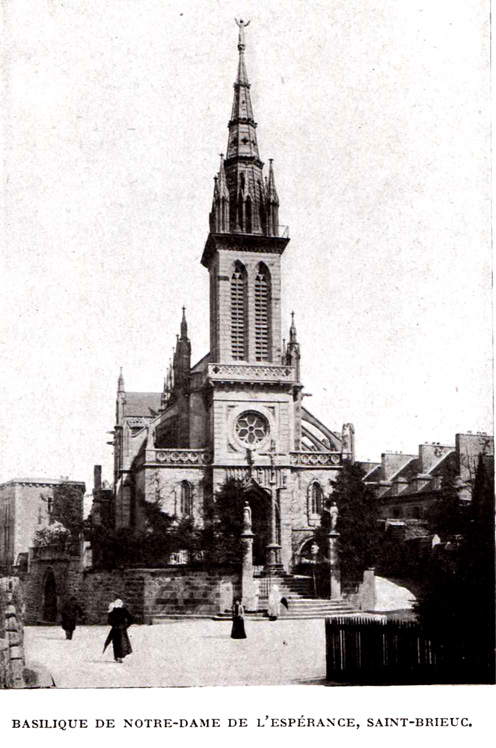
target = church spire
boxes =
[227,19,259,163]
[204,21,290,242]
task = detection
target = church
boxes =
[112,22,354,573]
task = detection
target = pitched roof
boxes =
[123,392,162,418]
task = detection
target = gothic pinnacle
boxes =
[218,154,229,199]
[117,367,125,393]
[268,159,279,205]
[180,306,188,340]
[290,311,297,342]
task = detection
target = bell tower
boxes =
[200,21,301,472]
[202,20,290,366]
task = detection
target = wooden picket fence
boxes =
[325,616,452,685]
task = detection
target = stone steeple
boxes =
[207,21,283,239]
[226,21,260,164]
[203,23,290,365]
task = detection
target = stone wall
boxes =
[0,577,25,688]
[21,554,84,625]
[81,566,241,624]
[22,554,241,625]
[140,566,241,621]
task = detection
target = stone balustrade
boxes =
[204,362,295,386]
[146,449,213,466]
[290,451,342,467]
[145,449,341,469]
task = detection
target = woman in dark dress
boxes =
[60,596,83,640]
[104,599,135,662]
[231,599,247,639]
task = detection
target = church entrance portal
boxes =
[43,570,57,622]
[244,486,280,567]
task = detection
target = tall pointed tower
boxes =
[202,21,290,366]
[201,21,300,477]
[109,21,349,579]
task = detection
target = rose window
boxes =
[235,412,269,446]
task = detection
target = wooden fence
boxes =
[325,616,480,685]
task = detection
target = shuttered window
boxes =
[231,262,248,360]
[255,264,271,361]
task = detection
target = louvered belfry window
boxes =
[231,262,247,360]
[255,263,271,361]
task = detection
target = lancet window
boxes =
[255,263,271,361]
[309,481,323,515]
[231,262,248,360]
[180,481,193,516]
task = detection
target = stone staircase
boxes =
[149,574,360,623]
[213,574,359,620]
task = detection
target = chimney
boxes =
[94,465,102,491]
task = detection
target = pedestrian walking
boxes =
[268,584,281,621]
[231,598,247,639]
[60,595,83,640]
[103,598,135,663]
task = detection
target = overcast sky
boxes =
[0,0,491,492]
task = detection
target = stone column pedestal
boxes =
[241,531,257,610]
[327,531,342,600]
[265,542,283,573]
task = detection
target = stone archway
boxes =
[244,485,273,566]
[295,536,322,567]
[43,569,57,623]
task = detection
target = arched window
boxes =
[180,481,193,516]
[255,263,271,361]
[231,262,248,360]
[309,482,323,515]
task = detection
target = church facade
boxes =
[112,25,354,573]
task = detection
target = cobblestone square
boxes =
[24,619,326,688]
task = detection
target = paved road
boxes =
[24,619,327,688]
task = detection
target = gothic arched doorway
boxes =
[43,570,57,623]
[244,485,278,566]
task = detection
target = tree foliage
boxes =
[424,461,466,539]
[87,495,203,569]
[416,455,495,683]
[316,462,380,581]
[201,479,245,565]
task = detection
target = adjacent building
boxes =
[0,477,85,571]
[362,432,493,521]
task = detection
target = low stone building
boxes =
[0,478,85,573]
